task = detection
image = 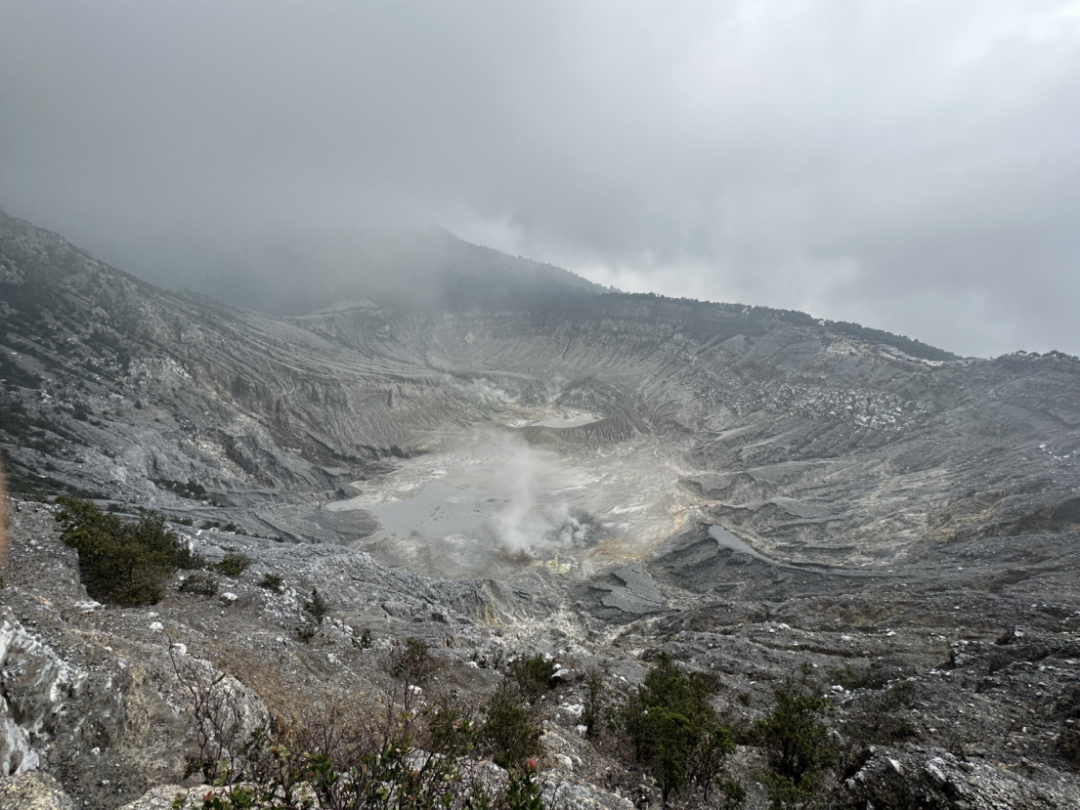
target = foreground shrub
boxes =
[622,653,739,805]
[846,680,917,747]
[56,495,192,606]
[388,636,439,684]
[505,761,545,810]
[582,666,610,736]
[480,688,543,770]
[179,675,536,810]
[757,665,835,809]
[509,654,558,703]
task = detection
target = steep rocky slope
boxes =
[2,209,1080,808]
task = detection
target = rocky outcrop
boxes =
[838,747,1080,809]
[0,771,75,809]
[0,608,85,778]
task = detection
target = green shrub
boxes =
[506,761,545,810]
[178,572,219,596]
[303,587,329,624]
[757,665,835,809]
[388,636,439,683]
[582,666,610,736]
[480,688,543,770]
[214,552,251,577]
[621,653,738,804]
[184,688,523,810]
[828,664,886,692]
[55,495,190,606]
[846,680,918,746]
[174,543,207,571]
[258,573,284,591]
[510,654,557,703]
[294,587,330,643]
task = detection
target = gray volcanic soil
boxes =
[2,209,1080,808]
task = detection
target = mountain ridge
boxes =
[1,206,967,360]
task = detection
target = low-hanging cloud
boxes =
[1,1,1077,356]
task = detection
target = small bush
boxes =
[214,552,251,577]
[389,636,439,684]
[846,680,918,747]
[828,664,886,692]
[758,665,835,809]
[294,587,330,643]
[480,688,543,770]
[582,666,610,736]
[510,654,557,702]
[506,761,545,810]
[189,685,519,810]
[303,587,328,624]
[174,544,207,571]
[258,573,284,591]
[55,495,190,606]
[178,572,219,596]
[622,652,737,804]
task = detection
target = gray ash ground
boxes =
[3,498,1079,809]
[3,209,1080,807]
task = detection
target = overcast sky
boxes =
[2,1,1078,357]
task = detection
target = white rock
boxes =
[925,758,947,786]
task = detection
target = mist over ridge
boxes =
[2,1,1078,356]
[100,223,609,318]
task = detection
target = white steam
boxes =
[459,429,590,555]
[331,427,594,575]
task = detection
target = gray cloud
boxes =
[1,1,1078,356]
